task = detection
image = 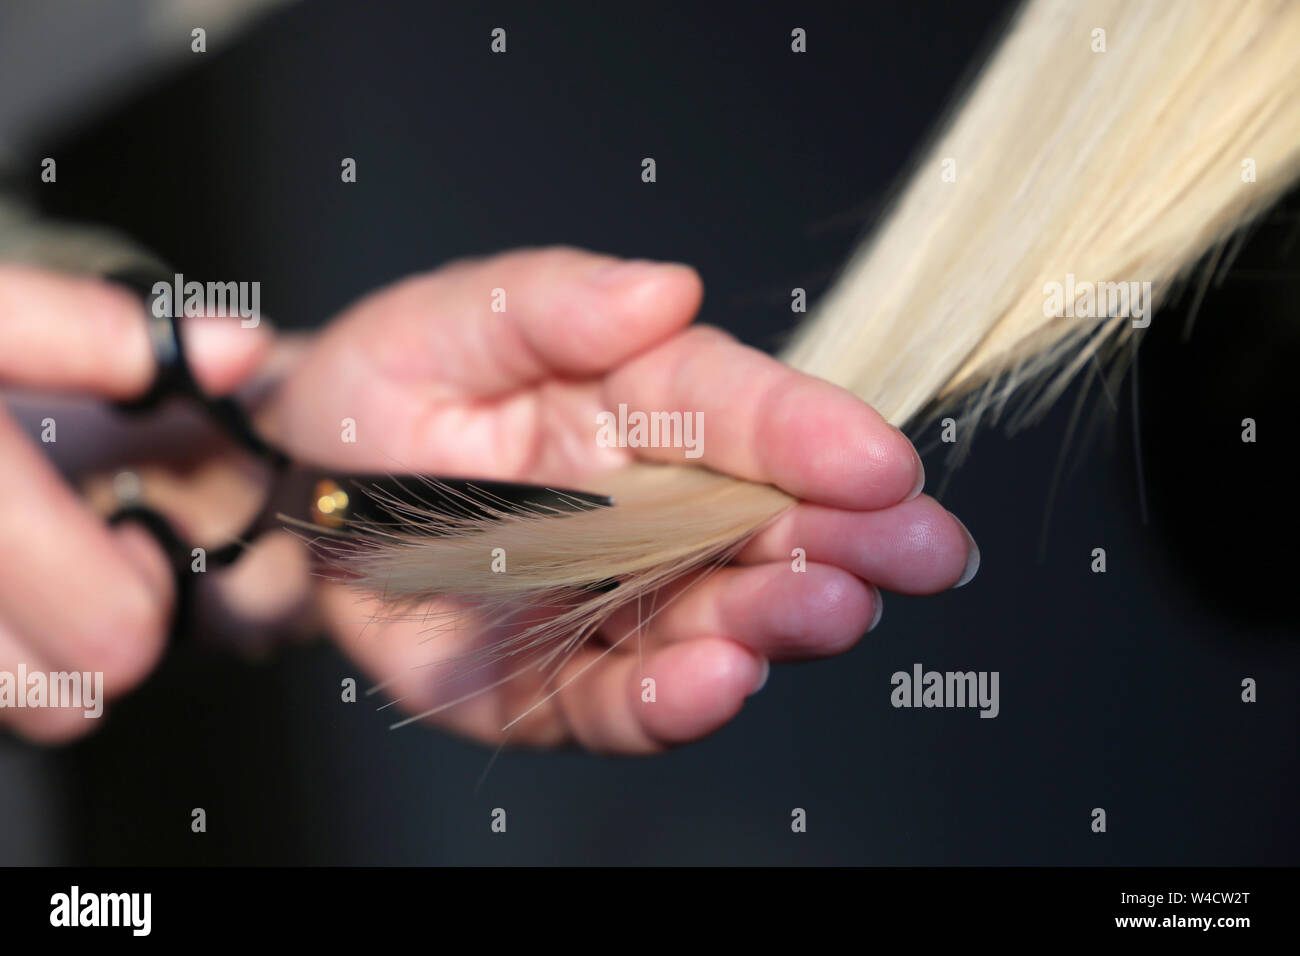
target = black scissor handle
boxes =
[99,266,282,643]
[104,266,288,466]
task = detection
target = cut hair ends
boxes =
[343,0,1300,709]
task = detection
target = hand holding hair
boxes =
[257,247,977,752]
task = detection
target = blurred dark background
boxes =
[1,0,1296,864]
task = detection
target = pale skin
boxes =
[0,247,977,750]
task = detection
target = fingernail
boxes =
[952,515,980,588]
[868,585,884,632]
[587,259,685,287]
[749,657,770,696]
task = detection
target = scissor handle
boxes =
[105,505,240,645]
[104,266,289,467]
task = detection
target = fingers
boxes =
[736,494,979,595]
[548,637,766,754]
[317,582,768,755]
[0,411,173,700]
[352,246,704,395]
[538,498,980,745]
[314,583,554,745]
[599,562,879,663]
[0,264,271,398]
[601,325,924,510]
[0,265,270,743]
[592,498,978,664]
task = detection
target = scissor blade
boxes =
[258,468,614,538]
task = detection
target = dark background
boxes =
[4,0,1297,864]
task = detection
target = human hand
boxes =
[0,265,273,742]
[260,247,979,753]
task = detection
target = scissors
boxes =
[101,266,614,640]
